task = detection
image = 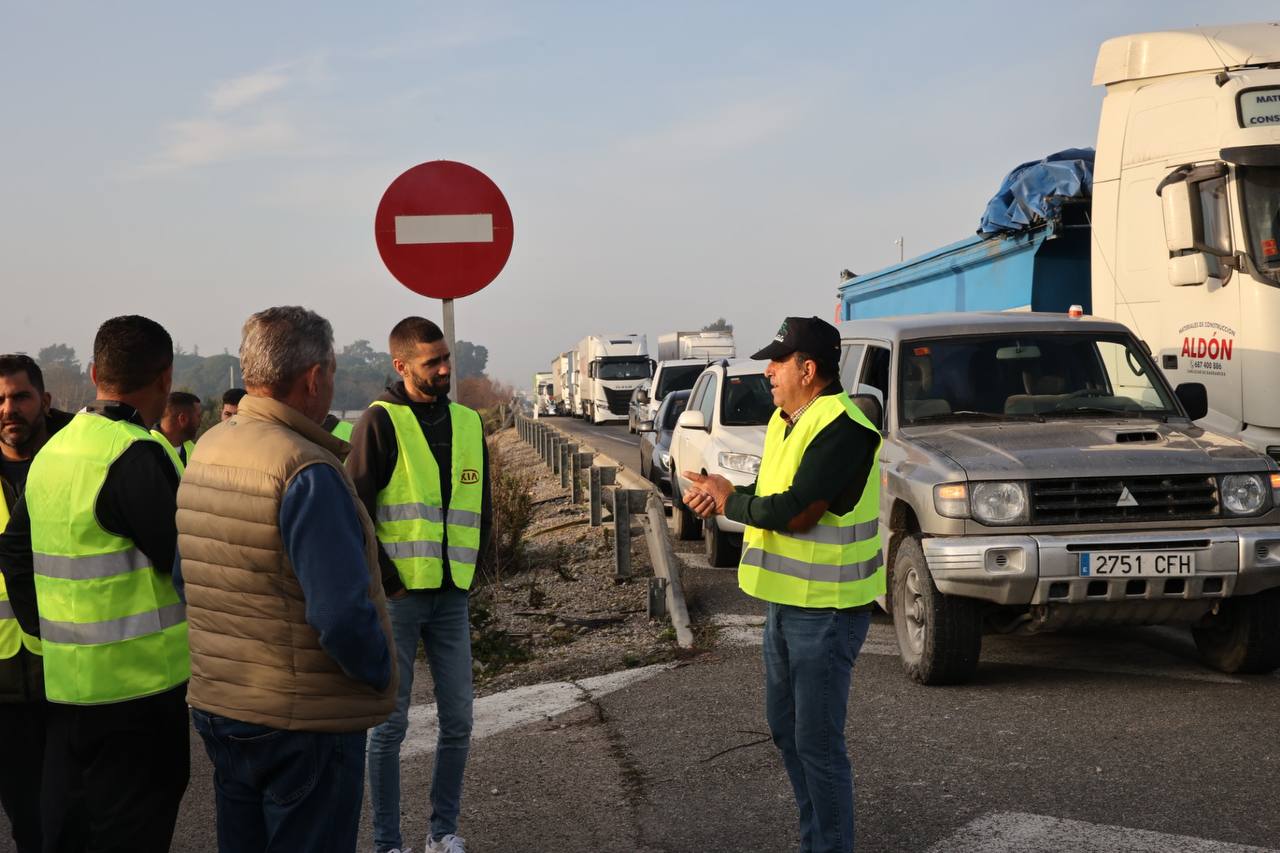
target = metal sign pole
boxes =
[442,297,458,388]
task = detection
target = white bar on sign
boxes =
[395,214,494,245]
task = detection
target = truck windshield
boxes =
[721,374,775,426]
[898,333,1178,425]
[655,364,706,399]
[598,360,652,380]
[1239,165,1280,281]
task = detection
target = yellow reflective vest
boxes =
[330,420,354,442]
[738,393,885,609]
[149,430,194,476]
[0,497,41,659]
[27,413,189,704]
[372,401,484,590]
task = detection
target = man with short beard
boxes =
[347,316,492,853]
[151,390,201,471]
[0,354,71,853]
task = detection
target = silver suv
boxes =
[843,312,1280,684]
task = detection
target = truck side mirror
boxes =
[1174,383,1208,421]
[851,394,884,432]
[1160,179,1197,253]
[1168,253,1210,287]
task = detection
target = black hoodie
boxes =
[346,383,492,597]
[0,406,72,703]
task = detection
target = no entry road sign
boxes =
[374,161,514,300]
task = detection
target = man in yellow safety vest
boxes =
[0,354,71,853]
[151,390,201,473]
[683,316,883,853]
[347,316,490,853]
[0,316,190,853]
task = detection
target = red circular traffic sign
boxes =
[374,160,514,299]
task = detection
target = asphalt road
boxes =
[7,417,1279,852]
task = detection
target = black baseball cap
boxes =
[751,316,841,363]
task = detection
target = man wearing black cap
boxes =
[683,315,883,853]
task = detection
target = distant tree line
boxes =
[29,339,494,415]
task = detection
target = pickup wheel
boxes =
[671,480,703,541]
[892,536,982,685]
[705,517,740,568]
[1192,588,1280,674]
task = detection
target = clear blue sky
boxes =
[2,2,1276,389]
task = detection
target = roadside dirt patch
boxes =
[470,428,677,696]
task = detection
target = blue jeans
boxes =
[190,709,366,853]
[763,603,871,853]
[368,589,474,851]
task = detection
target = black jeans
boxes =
[41,686,190,853]
[191,709,367,853]
[0,701,45,853]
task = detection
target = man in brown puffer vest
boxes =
[175,306,397,853]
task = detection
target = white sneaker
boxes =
[428,835,466,853]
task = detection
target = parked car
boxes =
[670,361,775,567]
[840,311,1280,685]
[638,390,691,495]
[627,380,652,434]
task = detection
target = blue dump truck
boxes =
[837,23,1280,455]
[837,150,1094,321]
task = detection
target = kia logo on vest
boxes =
[460,469,479,485]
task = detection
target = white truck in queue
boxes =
[551,351,577,416]
[575,333,653,424]
[635,330,738,431]
[532,372,555,416]
[842,23,1280,458]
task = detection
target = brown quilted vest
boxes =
[176,395,397,732]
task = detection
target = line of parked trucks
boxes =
[524,23,1280,687]
[533,330,735,425]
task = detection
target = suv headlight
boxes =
[659,450,672,472]
[718,452,761,476]
[1221,473,1267,515]
[970,481,1029,525]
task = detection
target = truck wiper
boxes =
[909,410,1044,424]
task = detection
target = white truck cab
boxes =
[1091,23,1280,457]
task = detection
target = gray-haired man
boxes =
[175,306,398,852]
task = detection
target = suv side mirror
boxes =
[1175,382,1208,421]
[676,410,709,431]
[638,419,655,432]
[636,390,649,405]
[851,394,884,431]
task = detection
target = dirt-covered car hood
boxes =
[902,418,1269,479]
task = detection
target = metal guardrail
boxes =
[514,414,695,648]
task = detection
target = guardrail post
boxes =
[642,491,695,648]
[648,576,668,618]
[612,488,631,578]
[573,452,592,503]
[561,443,578,488]
[552,436,564,474]
[534,423,543,455]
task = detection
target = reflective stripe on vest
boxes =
[738,393,885,609]
[372,401,484,590]
[330,420,354,442]
[149,430,187,476]
[28,413,189,704]
[0,497,41,658]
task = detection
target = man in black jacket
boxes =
[346,317,491,853]
[0,354,71,853]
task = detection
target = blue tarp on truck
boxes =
[838,150,1095,323]
[979,149,1095,236]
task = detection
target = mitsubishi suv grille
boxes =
[1028,474,1219,524]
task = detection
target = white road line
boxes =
[394,213,493,244]
[927,811,1275,852]
[401,663,673,757]
[709,617,1242,683]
